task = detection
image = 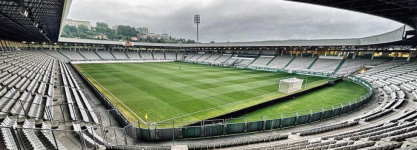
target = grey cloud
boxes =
[68,0,402,43]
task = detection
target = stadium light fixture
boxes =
[194,13,200,43]
[33,22,39,28]
[18,6,29,17]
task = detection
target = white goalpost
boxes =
[278,77,304,94]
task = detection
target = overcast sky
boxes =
[67,0,403,43]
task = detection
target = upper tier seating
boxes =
[304,59,342,73]
[96,51,115,59]
[204,53,222,63]
[139,52,153,60]
[188,53,203,61]
[41,50,68,61]
[248,56,274,68]
[357,61,417,87]
[153,52,165,60]
[196,53,212,61]
[234,58,255,67]
[211,54,232,64]
[336,59,385,75]
[267,56,294,69]
[177,52,185,60]
[286,57,316,70]
[165,52,176,60]
[111,51,128,59]
[125,51,141,59]
[78,50,101,60]
[60,50,85,60]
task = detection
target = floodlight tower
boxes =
[194,13,200,43]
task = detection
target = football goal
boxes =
[278,77,304,94]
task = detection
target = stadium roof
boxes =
[59,26,406,47]
[289,0,417,29]
[0,0,72,43]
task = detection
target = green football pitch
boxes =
[74,62,364,127]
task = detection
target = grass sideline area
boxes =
[74,62,334,127]
[230,81,368,122]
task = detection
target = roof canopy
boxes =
[0,0,71,42]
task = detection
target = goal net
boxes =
[278,78,304,94]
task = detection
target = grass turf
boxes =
[74,62,347,127]
[231,81,368,122]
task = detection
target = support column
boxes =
[371,52,375,59]
[352,51,357,59]
[281,50,283,56]
[408,51,414,61]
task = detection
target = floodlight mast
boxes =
[194,13,200,43]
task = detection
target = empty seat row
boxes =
[21,120,46,149]
[73,123,104,148]
[59,61,99,124]
[41,123,67,150]
[188,134,288,149]
[297,121,359,136]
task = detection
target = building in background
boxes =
[94,33,108,40]
[131,37,138,41]
[137,27,149,35]
[148,33,156,39]
[64,19,92,30]
[161,33,169,40]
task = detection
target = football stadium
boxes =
[0,0,417,149]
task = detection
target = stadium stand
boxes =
[41,123,67,150]
[295,121,359,136]
[0,39,415,150]
[153,52,165,60]
[196,53,212,62]
[78,50,101,60]
[165,52,176,60]
[60,50,85,60]
[21,120,46,149]
[267,55,294,69]
[96,50,115,59]
[203,53,221,63]
[304,58,342,74]
[336,58,386,76]
[111,51,129,59]
[234,58,255,67]
[139,51,153,60]
[177,52,186,60]
[210,54,232,65]
[125,51,142,60]
[285,56,316,70]
[41,50,68,61]
[187,53,204,61]
[248,56,275,68]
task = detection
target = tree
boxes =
[79,32,89,39]
[67,25,78,33]
[96,22,110,33]
[61,32,68,37]
[78,25,89,33]
[117,25,137,37]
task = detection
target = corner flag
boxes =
[145,113,148,120]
